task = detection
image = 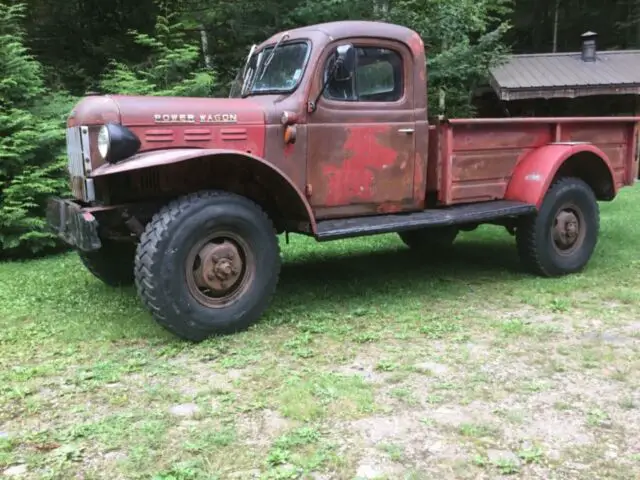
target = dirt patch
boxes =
[314,322,640,478]
[237,409,296,448]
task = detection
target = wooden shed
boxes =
[481,32,640,117]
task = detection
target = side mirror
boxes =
[308,43,356,113]
[334,44,356,81]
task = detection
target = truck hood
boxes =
[68,94,267,127]
[112,95,266,127]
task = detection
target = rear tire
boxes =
[516,177,599,277]
[134,190,281,342]
[78,240,136,287]
[398,226,459,250]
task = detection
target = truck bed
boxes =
[427,117,639,205]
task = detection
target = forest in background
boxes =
[2,0,640,257]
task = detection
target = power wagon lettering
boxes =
[153,113,238,123]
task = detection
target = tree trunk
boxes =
[439,37,447,115]
[552,0,560,52]
[200,25,213,69]
[636,0,640,48]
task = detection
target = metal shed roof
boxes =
[489,49,640,100]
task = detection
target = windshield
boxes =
[229,41,309,98]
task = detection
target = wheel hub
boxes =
[553,209,580,250]
[194,241,243,294]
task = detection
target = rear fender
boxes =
[91,148,317,234]
[504,143,616,208]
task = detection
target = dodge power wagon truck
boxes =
[47,20,639,341]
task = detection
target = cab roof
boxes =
[258,20,421,50]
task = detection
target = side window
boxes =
[324,46,403,102]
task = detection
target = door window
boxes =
[324,46,403,102]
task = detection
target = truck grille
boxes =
[66,126,95,201]
[66,126,85,178]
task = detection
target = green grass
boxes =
[1,186,640,479]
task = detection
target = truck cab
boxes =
[46,21,639,342]
[228,21,430,219]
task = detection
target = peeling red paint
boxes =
[444,118,637,205]
[129,124,265,157]
[376,202,404,214]
[318,125,408,207]
[407,33,424,56]
[504,143,615,208]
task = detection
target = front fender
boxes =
[91,148,317,234]
[91,148,229,176]
[504,143,616,208]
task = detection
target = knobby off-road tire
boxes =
[134,190,281,342]
[398,226,459,250]
[78,240,136,287]
[516,177,599,277]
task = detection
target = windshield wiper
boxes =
[257,32,290,81]
[239,44,257,97]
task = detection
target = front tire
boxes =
[134,191,281,342]
[78,240,136,287]
[516,177,599,277]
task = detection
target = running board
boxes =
[315,200,536,241]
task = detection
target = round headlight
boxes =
[97,125,110,159]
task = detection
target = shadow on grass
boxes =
[46,236,527,342]
[87,237,526,310]
[271,237,527,310]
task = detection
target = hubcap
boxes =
[186,233,254,307]
[194,241,243,293]
[552,206,584,254]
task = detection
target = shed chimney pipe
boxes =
[581,31,597,62]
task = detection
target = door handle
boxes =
[398,128,414,134]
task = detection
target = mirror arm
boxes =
[308,61,341,114]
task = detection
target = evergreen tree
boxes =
[0,2,74,257]
[389,0,513,117]
[99,11,215,96]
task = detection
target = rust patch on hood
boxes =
[67,96,120,127]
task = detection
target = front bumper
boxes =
[46,197,102,252]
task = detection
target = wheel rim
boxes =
[185,231,255,308]
[551,203,586,256]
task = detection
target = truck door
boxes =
[306,39,416,219]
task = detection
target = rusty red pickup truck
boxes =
[47,20,639,341]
